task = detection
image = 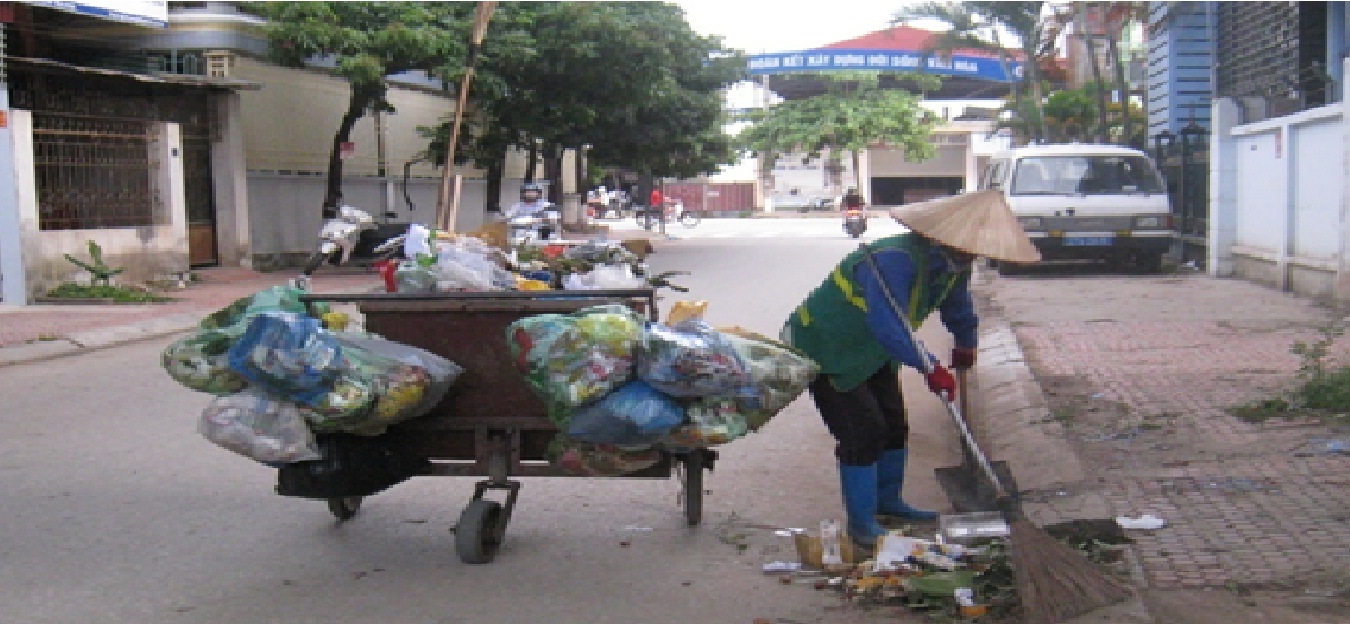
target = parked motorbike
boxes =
[843,207,868,238]
[299,205,406,286]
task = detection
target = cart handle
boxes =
[301,288,660,321]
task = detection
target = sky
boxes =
[673,0,918,54]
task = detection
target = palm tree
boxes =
[896,1,1052,143]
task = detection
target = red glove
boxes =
[925,363,957,400]
[951,347,977,370]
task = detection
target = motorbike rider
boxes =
[843,188,865,211]
[505,182,557,240]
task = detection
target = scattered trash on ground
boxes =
[1116,514,1167,530]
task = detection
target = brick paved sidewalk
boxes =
[977,269,1350,600]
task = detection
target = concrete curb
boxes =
[968,280,1156,624]
[0,314,200,368]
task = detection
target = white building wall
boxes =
[1212,57,1350,300]
[11,112,189,298]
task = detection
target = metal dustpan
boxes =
[934,372,1018,513]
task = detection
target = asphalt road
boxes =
[0,229,958,624]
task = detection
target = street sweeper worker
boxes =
[780,189,1040,549]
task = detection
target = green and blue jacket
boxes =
[781,234,977,391]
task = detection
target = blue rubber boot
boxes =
[876,448,938,521]
[838,463,886,548]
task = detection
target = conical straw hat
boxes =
[889,190,1041,263]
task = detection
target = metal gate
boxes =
[12,70,219,264]
[1153,125,1210,266]
[32,114,158,230]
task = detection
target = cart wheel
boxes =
[455,499,505,564]
[327,496,362,521]
[682,451,705,526]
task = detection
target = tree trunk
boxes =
[485,150,505,213]
[1108,34,1131,146]
[524,141,538,182]
[990,32,1026,145]
[324,84,380,215]
[1028,56,1048,143]
[851,150,863,199]
[1087,34,1108,143]
[542,143,564,205]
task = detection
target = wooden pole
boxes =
[435,1,497,232]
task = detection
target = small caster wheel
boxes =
[327,496,362,521]
[455,499,505,564]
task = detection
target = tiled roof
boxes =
[820,25,1026,61]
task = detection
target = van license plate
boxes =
[1065,236,1113,246]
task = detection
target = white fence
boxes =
[244,174,494,269]
[1210,58,1350,301]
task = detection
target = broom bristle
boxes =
[1008,518,1135,624]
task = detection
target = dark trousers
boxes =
[809,365,909,466]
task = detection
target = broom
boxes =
[858,244,1133,624]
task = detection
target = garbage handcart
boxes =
[300,289,716,564]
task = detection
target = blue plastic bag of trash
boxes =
[636,320,751,398]
[565,380,684,446]
[227,312,345,404]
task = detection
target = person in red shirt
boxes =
[649,187,664,212]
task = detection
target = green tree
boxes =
[247,2,475,212]
[897,1,1052,143]
[1034,83,1145,143]
[422,1,745,205]
[736,73,942,196]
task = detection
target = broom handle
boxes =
[858,244,1010,500]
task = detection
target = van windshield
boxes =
[1009,155,1165,195]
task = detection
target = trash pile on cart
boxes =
[507,301,819,476]
[382,224,683,295]
[160,284,464,495]
[162,282,817,490]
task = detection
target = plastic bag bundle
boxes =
[328,335,464,435]
[227,312,345,404]
[199,285,324,331]
[435,238,514,291]
[546,434,662,477]
[403,223,434,259]
[636,321,751,398]
[301,339,437,434]
[162,333,249,396]
[662,397,750,448]
[562,264,647,290]
[720,328,820,430]
[506,305,644,413]
[565,380,684,446]
[164,286,328,395]
[394,261,437,294]
[561,241,632,265]
[198,388,322,464]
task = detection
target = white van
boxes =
[979,144,1172,273]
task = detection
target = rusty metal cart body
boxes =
[301,289,714,564]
